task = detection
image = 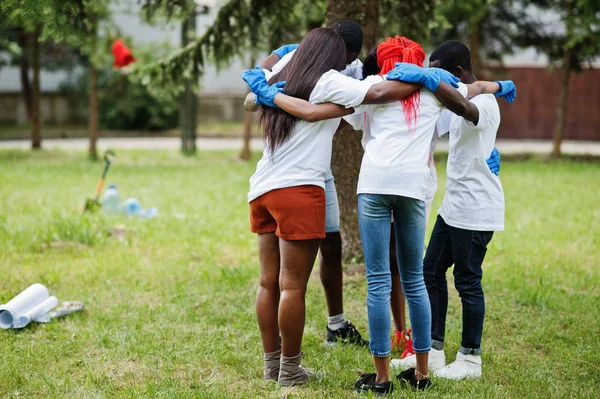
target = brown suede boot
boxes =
[263,349,281,381]
[278,352,310,386]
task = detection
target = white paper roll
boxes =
[15,296,58,328]
[0,283,49,329]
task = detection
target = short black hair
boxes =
[362,47,379,79]
[429,40,472,72]
[332,20,363,53]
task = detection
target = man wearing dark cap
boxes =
[255,20,368,347]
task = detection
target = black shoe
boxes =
[397,367,432,391]
[326,321,369,346]
[354,373,393,395]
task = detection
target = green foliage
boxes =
[380,0,437,44]
[515,0,600,71]
[1,0,115,68]
[133,0,326,100]
[59,65,179,131]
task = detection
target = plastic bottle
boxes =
[123,197,141,217]
[101,184,121,214]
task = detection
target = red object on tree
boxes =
[111,39,135,68]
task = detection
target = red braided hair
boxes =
[377,36,426,133]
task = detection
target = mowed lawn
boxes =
[0,149,599,398]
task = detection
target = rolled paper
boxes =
[14,296,59,328]
[0,284,49,329]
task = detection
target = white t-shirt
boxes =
[438,94,505,231]
[344,75,468,201]
[425,110,455,204]
[272,49,364,80]
[248,70,373,202]
[269,50,363,181]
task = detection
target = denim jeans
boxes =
[324,178,340,233]
[358,194,431,357]
[423,215,493,355]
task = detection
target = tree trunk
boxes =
[468,18,485,77]
[89,65,99,159]
[31,27,41,150]
[552,50,572,158]
[180,12,197,154]
[19,30,33,122]
[239,58,256,161]
[239,103,253,161]
[88,14,99,160]
[326,0,379,260]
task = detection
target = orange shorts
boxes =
[249,185,326,240]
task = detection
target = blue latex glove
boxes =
[495,80,516,103]
[427,67,460,89]
[271,44,299,59]
[386,62,460,91]
[486,147,501,176]
[241,66,285,108]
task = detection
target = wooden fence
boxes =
[495,67,600,141]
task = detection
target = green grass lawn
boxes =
[0,150,599,398]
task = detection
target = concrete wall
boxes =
[0,92,87,125]
[0,92,247,126]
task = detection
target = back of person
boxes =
[248,70,373,202]
[348,74,468,202]
[440,94,504,231]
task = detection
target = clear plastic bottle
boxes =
[101,184,121,214]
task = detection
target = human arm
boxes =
[433,81,482,124]
[274,78,421,118]
[259,54,281,70]
[258,44,299,70]
[244,69,354,122]
[361,81,421,104]
[435,79,517,124]
[466,80,516,103]
[273,95,355,122]
[388,63,516,103]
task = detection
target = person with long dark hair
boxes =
[252,20,370,347]
[246,35,515,393]
[245,27,426,387]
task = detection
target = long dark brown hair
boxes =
[260,28,346,154]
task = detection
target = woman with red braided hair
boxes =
[243,32,514,393]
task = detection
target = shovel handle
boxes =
[95,150,115,200]
[95,178,105,198]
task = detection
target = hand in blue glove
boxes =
[386,62,460,91]
[495,80,516,103]
[241,66,285,108]
[427,67,460,89]
[271,44,299,59]
[486,147,501,176]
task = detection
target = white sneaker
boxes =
[434,351,482,380]
[390,348,446,371]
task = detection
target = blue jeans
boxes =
[358,194,431,357]
[424,215,493,355]
[324,178,340,233]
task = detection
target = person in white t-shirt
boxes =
[248,35,515,394]
[393,40,513,381]
[242,27,441,387]
[251,20,370,347]
[359,49,501,363]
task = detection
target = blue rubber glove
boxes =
[495,80,516,103]
[387,62,460,91]
[241,66,285,108]
[427,67,460,89]
[486,147,501,176]
[271,44,299,59]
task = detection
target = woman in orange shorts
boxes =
[245,27,422,386]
